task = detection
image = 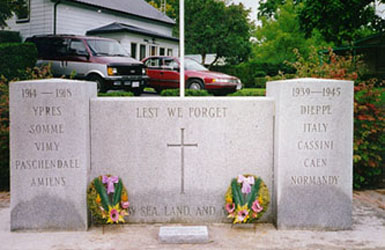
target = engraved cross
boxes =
[167,128,198,194]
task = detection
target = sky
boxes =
[230,0,260,24]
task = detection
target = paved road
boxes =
[1,190,385,250]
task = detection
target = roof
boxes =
[319,32,385,54]
[87,22,179,42]
[26,34,118,41]
[354,32,385,46]
[66,0,175,25]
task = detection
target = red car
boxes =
[142,56,242,94]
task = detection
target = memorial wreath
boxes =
[225,174,269,224]
[87,175,129,224]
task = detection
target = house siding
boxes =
[96,32,179,60]
[7,0,53,40]
[7,0,174,40]
[57,2,173,37]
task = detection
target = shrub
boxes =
[0,31,21,43]
[228,88,266,96]
[160,89,212,96]
[353,80,385,189]
[254,77,267,88]
[285,48,366,81]
[98,91,134,97]
[0,78,9,191]
[0,43,37,79]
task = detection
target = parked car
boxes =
[142,56,242,95]
[26,35,148,95]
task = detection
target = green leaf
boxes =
[247,177,261,208]
[113,179,123,206]
[231,178,244,206]
[94,177,110,211]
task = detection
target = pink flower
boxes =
[236,209,249,222]
[120,210,128,217]
[251,200,263,213]
[226,203,235,213]
[109,208,119,222]
[121,201,130,209]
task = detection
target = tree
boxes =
[298,0,385,44]
[258,0,301,19]
[258,0,385,44]
[0,0,13,28]
[253,0,331,65]
[0,0,29,29]
[145,0,179,19]
[185,0,252,66]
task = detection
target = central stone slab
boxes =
[90,97,274,223]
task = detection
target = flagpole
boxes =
[179,0,185,97]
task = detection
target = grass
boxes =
[228,88,266,96]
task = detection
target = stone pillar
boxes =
[9,79,96,231]
[267,78,353,230]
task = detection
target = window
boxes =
[159,48,165,56]
[163,58,178,69]
[131,43,137,59]
[15,0,30,23]
[144,58,161,68]
[33,38,69,58]
[149,45,157,56]
[86,39,128,56]
[167,48,173,56]
[69,40,87,54]
[140,44,146,60]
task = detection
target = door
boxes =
[64,39,91,78]
[144,57,163,88]
[160,58,180,88]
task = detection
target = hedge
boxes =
[160,89,212,96]
[98,91,134,97]
[0,31,21,43]
[228,88,266,96]
[0,43,37,79]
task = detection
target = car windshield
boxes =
[86,39,129,57]
[184,58,208,71]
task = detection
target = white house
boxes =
[7,0,179,60]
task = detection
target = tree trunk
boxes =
[209,55,219,69]
[201,53,206,66]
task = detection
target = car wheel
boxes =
[88,75,106,93]
[187,79,204,90]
